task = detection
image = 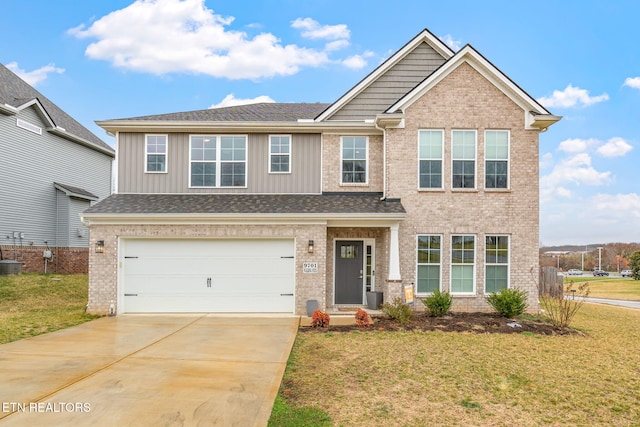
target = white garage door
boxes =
[121,239,295,313]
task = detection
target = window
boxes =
[451,235,475,293]
[418,130,443,189]
[269,135,291,173]
[452,130,476,189]
[341,136,367,184]
[417,235,441,293]
[485,130,509,189]
[190,135,246,187]
[145,135,167,173]
[485,235,509,293]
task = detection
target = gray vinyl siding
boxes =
[118,132,322,194]
[329,42,447,120]
[0,106,113,248]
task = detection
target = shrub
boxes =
[311,309,330,328]
[422,289,453,317]
[354,308,371,327]
[486,288,528,318]
[539,281,590,330]
[380,297,413,325]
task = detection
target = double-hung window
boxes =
[269,135,291,173]
[451,235,475,293]
[190,135,246,187]
[485,235,509,293]
[485,130,509,189]
[452,130,476,189]
[418,130,443,189]
[145,134,167,173]
[417,235,441,293]
[341,136,367,184]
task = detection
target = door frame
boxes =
[333,238,375,306]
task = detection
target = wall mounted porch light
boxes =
[95,240,105,254]
[308,240,314,254]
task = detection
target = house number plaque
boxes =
[303,262,318,273]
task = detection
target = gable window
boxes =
[417,235,441,294]
[452,130,476,189]
[485,235,509,293]
[145,134,167,173]
[451,235,475,293]
[418,130,443,189]
[341,136,367,184]
[269,135,291,173]
[485,130,509,189]
[190,135,246,187]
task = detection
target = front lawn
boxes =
[565,276,640,301]
[272,303,640,426]
[0,274,99,344]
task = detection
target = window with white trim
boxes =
[451,235,475,293]
[341,136,367,184]
[417,235,441,294]
[485,130,509,189]
[190,135,246,187]
[418,130,443,189]
[145,134,167,173]
[485,235,509,293]
[452,130,476,189]
[269,135,291,173]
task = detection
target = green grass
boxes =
[0,273,100,344]
[565,276,640,301]
[272,304,640,426]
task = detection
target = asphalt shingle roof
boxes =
[111,103,331,122]
[0,63,114,154]
[84,193,406,216]
[54,182,98,200]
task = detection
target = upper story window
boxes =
[452,130,476,189]
[341,136,368,184]
[418,130,443,189]
[485,130,510,189]
[269,135,291,173]
[485,235,509,293]
[190,135,247,187]
[145,134,168,173]
[417,235,441,294]
[451,235,475,294]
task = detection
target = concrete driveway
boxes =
[0,315,298,426]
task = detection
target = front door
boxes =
[335,240,364,304]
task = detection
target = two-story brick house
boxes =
[83,29,559,316]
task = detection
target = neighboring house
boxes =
[83,29,560,315]
[0,64,115,273]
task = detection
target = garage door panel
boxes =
[122,239,295,313]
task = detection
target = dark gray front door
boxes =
[335,240,364,304]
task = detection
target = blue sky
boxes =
[2,0,639,246]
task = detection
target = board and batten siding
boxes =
[118,132,322,194]
[0,105,112,248]
[329,42,447,120]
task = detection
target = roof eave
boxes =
[48,127,115,157]
[0,104,18,115]
[528,114,563,131]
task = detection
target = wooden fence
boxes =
[539,266,564,297]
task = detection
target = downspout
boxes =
[374,120,387,200]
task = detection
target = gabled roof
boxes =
[54,182,99,201]
[0,63,115,157]
[384,44,561,130]
[315,29,455,122]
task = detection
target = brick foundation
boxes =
[0,245,88,274]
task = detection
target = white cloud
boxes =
[623,76,640,90]
[291,17,349,40]
[597,137,633,158]
[439,34,462,51]
[5,62,65,86]
[540,152,554,169]
[68,0,360,79]
[591,193,640,220]
[342,51,374,70]
[540,152,611,202]
[537,84,609,108]
[557,138,599,153]
[209,94,275,109]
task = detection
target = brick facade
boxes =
[0,245,88,274]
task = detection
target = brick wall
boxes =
[0,245,88,274]
[322,134,384,192]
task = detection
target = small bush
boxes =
[422,289,453,317]
[311,309,330,328]
[380,297,413,325]
[540,281,590,330]
[486,288,528,318]
[354,308,371,327]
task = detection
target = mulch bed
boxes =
[300,312,583,336]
